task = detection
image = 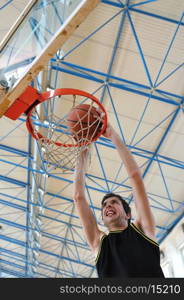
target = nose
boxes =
[105,203,113,211]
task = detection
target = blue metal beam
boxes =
[100,2,128,103]
[0,198,26,211]
[2,138,184,168]
[0,234,94,269]
[0,247,25,259]
[0,267,25,278]
[25,134,32,276]
[1,53,181,105]
[0,165,182,212]
[1,247,87,278]
[0,57,35,74]
[131,7,184,27]
[0,254,87,278]
[0,0,13,10]
[1,187,175,231]
[0,216,88,249]
[1,258,25,271]
[0,198,170,236]
[0,144,28,157]
[1,150,183,213]
[154,12,184,87]
[54,205,76,277]
[0,258,50,278]
[127,107,181,210]
[0,174,26,187]
[159,213,184,244]
[129,0,157,9]
[127,9,153,87]
[142,107,180,179]
[51,61,181,105]
[101,0,124,8]
[1,137,184,171]
[101,0,184,26]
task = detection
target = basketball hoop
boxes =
[26,88,107,172]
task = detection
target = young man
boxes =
[73,123,164,278]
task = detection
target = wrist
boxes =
[109,129,120,141]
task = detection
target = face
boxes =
[102,196,129,227]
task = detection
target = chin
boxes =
[104,216,118,225]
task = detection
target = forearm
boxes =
[110,130,140,178]
[74,165,86,200]
[73,151,88,200]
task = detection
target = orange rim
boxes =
[26,88,107,147]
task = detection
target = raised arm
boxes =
[103,124,155,239]
[73,148,102,252]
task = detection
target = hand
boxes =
[76,146,91,170]
[80,147,90,160]
[102,123,115,139]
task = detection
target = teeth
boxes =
[106,210,115,216]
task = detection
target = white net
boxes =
[27,91,106,173]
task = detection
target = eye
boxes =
[112,199,120,205]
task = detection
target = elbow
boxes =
[73,193,79,202]
[73,192,84,202]
[130,169,142,181]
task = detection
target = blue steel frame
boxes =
[0,0,184,278]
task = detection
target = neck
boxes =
[107,220,128,231]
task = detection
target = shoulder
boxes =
[133,220,156,241]
[131,221,159,247]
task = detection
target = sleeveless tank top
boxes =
[95,223,164,278]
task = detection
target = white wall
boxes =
[160,217,184,278]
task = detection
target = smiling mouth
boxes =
[106,210,116,217]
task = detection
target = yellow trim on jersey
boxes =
[95,224,159,265]
[95,234,107,264]
[130,223,159,247]
[109,230,124,233]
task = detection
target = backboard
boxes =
[0,0,99,118]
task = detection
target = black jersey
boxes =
[95,223,165,278]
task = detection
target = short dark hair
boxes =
[101,193,131,216]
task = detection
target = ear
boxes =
[125,213,131,220]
